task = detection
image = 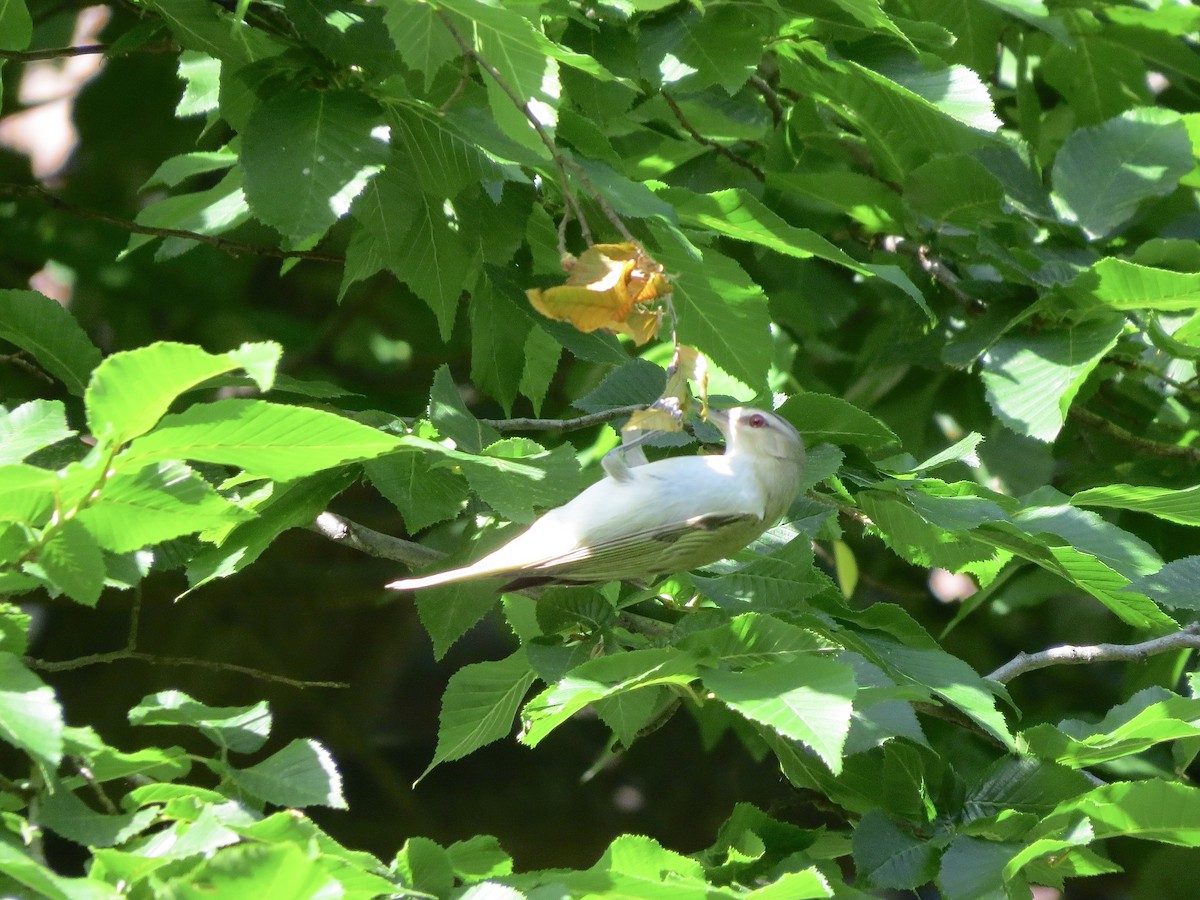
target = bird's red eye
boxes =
[747,413,767,428]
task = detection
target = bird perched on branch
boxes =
[386,407,805,592]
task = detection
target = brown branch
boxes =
[0,352,57,385]
[1069,407,1200,463]
[662,91,765,182]
[750,74,785,125]
[989,623,1200,684]
[482,404,645,433]
[26,650,346,688]
[0,42,178,62]
[0,183,343,263]
[309,512,446,566]
[882,235,980,311]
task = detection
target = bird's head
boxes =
[710,407,805,463]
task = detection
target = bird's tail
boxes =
[385,568,470,591]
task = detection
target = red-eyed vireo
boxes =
[386,407,805,591]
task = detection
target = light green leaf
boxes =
[0,652,63,770]
[129,690,272,753]
[0,0,31,50]
[62,725,191,783]
[224,738,346,809]
[678,612,836,668]
[521,649,699,748]
[76,461,253,553]
[0,839,119,900]
[162,842,341,898]
[242,89,389,241]
[39,787,157,848]
[119,399,403,480]
[1043,780,1200,847]
[0,463,55,526]
[1072,483,1200,528]
[0,290,102,396]
[1052,108,1193,240]
[447,439,584,524]
[421,650,535,780]
[185,468,355,591]
[651,231,772,388]
[1060,258,1200,313]
[85,341,279,446]
[145,0,283,66]
[980,316,1125,442]
[125,169,249,259]
[142,147,237,191]
[27,520,105,606]
[0,400,74,464]
[779,394,901,452]
[704,656,857,773]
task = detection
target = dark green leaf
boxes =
[0,290,102,397]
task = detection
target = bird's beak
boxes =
[708,408,732,438]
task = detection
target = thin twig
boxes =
[1069,408,1200,463]
[482,404,644,432]
[0,352,57,385]
[988,623,1200,684]
[26,650,347,689]
[0,183,343,263]
[750,74,785,125]
[0,42,178,62]
[882,235,979,311]
[309,512,446,566]
[662,91,765,182]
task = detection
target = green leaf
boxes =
[145,0,283,66]
[162,842,341,898]
[421,650,536,780]
[703,656,857,773]
[119,399,403,480]
[518,326,562,415]
[852,810,937,890]
[0,400,74,464]
[678,612,835,668]
[390,192,473,340]
[0,463,55,526]
[366,452,467,533]
[651,231,772,388]
[0,0,31,50]
[980,316,1125,442]
[286,0,395,72]
[1059,258,1200,313]
[448,438,584,524]
[142,147,237,191]
[639,5,767,93]
[242,89,389,241]
[469,276,531,415]
[224,738,346,809]
[391,106,503,199]
[185,468,355,591]
[85,341,279,446]
[75,461,253,553]
[904,154,1005,228]
[1072,483,1200,528]
[129,690,272,753]
[1043,779,1200,847]
[125,169,249,259]
[573,358,665,414]
[383,1,459,89]
[39,786,157,848]
[1052,108,1193,240]
[62,725,191,783]
[0,839,118,900]
[0,652,63,770]
[521,649,699,748]
[0,290,102,396]
[938,836,1023,900]
[1022,689,1200,768]
[1124,556,1200,610]
[415,580,505,660]
[778,394,901,452]
[27,520,105,606]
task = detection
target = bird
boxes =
[385,407,805,592]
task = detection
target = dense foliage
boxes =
[2,0,1200,896]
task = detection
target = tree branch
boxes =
[0,42,178,62]
[0,183,343,263]
[662,91,765,182]
[988,623,1200,684]
[882,235,981,311]
[26,650,347,689]
[483,404,645,432]
[309,512,446,566]
[1069,407,1200,463]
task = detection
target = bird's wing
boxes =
[524,510,766,581]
